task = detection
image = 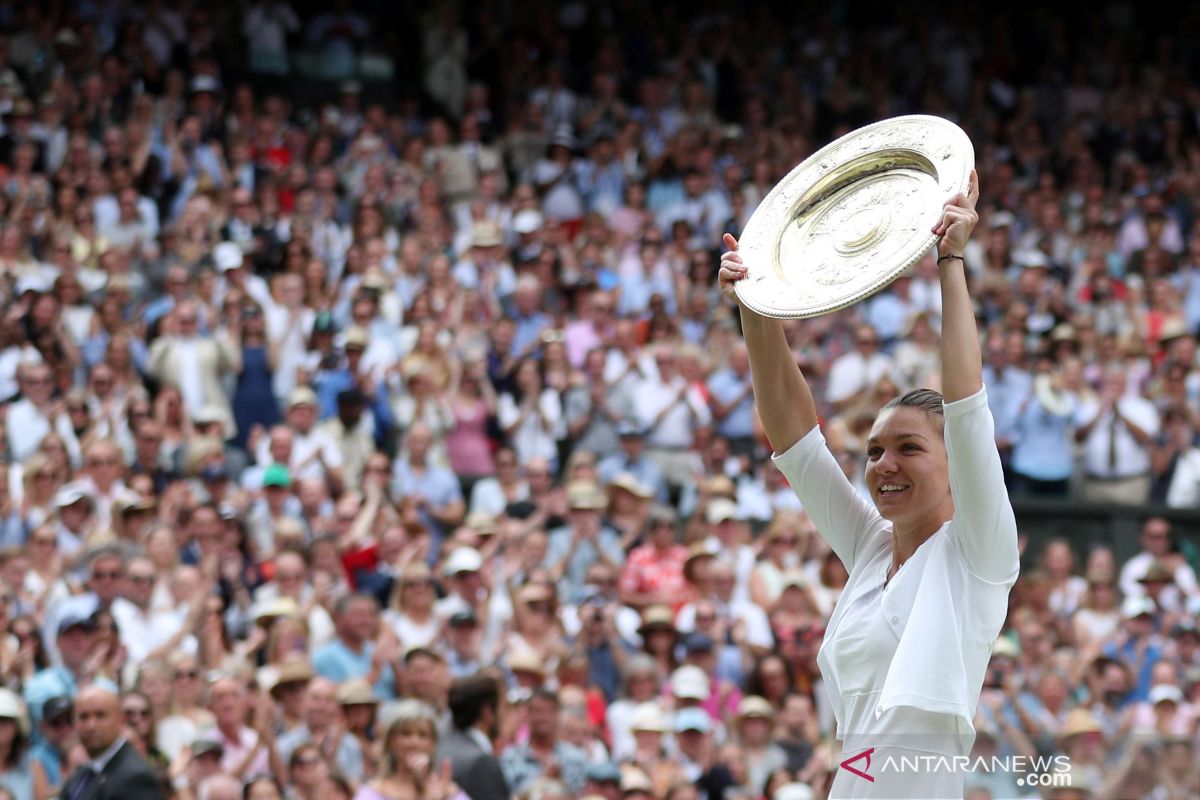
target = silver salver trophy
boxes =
[734,115,975,319]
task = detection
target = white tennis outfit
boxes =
[774,388,1019,799]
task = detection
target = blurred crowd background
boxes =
[0,1,1198,799]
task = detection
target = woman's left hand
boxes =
[931,169,980,257]
[423,759,460,800]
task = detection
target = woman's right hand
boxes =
[718,233,747,304]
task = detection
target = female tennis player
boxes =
[719,171,1019,799]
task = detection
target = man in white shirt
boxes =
[5,361,80,463]
[111,557,196,663]
[1075,369,1159,504]
[635,346,711,491]
[825,325,895,412]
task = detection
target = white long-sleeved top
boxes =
[772,387,1019,739]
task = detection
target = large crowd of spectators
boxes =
[0,2,1197,800]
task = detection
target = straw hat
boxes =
[637,605,676,636]
[627,702,671,733]
[735,695,775,722]
[607,472,653,500]
[1058,708,1102,741]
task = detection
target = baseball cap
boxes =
[584,762,622,784]
[57,611,96,636]
[682,632,714,654]
[190,738,224,759]
[313,311,335,333]
[189,75,221,94]
[617,420,646,437]
[42,696,73,724]
[448,609,478,628]
[261,463,292,489]
[213,242,243,271]
[201,463,230,483]
[1149,685,1184,706]
[774,784,815,800]
[53,482,94,509]
[442,548,483,576]
[670,665,710,700]
[1121,595,1157,619]
[513,209,544,235]
[673,707,711,733]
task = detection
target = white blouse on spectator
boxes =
[773,388,1019,797]
[1074,394,1160,479]
[825,351,895,406]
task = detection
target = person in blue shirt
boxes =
[1102,596,1164,703]
[706,343,757,458]
[1010,371,1078,497]
[28,697,73,790]
[311,594,397,699]
[25,613,95,729]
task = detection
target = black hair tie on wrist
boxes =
[937,254,964,265]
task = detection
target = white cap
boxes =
[988,210,1016,230]
[214,242,244,271]
[442,548,483,576]
[513,209,544,235]
[1148,685,1184,705]
[1013,248,1049,269]
[1121,595,1157,619]
[773,784,815,800]
[53,481,94,508]
[670,665,710,700]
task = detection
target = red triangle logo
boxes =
[839,747,875,782]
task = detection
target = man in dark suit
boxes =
[437,674,510,800]
[62,685,164,800]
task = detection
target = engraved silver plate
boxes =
[734,115,974,318]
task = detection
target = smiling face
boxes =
[865,407,952,531]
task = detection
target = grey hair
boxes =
[623,653,659,679]
[383,698,440,736]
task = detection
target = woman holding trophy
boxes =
[720,165,1020,798]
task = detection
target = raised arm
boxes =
[933,171,983,403]
[718,233,818,453]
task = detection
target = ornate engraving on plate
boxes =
[735,115,974,319]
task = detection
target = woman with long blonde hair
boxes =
[19,454,63,531]
[352,700,464,800]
